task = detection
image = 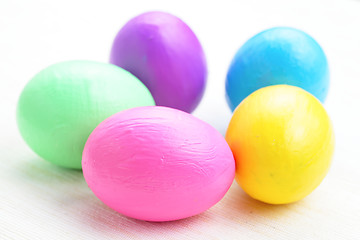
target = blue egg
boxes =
[226,27,329,111]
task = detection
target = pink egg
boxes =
[82,106,235,222]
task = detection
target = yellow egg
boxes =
[226,85,334,204]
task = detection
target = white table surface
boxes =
[1,0,360,239]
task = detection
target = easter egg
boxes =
[225,85,334,204]
[110,11,207,113]
[82,106,235,221]
[17,61,155,169]
[226,27,329,111]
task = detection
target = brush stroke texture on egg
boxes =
[110,11,207,113]
[82,106,235,221]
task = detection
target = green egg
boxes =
[17,61,155,169]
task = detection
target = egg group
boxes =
[110,11,207,113]
[16,11,336,223]
[82,106,235,221]
[226,85,334,204]
[226,27,329,111]
[17,61,154,169]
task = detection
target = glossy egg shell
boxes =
[226,85,334,204]
[110,11,207,113]
[226,27,329,111]
[17,61,155,169]
[82,106,235,221]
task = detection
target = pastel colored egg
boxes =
[226,85,334,204]
[110,11,207,113]
[17,61,155,169]
[82,106,235,221]
[226,27,329,111]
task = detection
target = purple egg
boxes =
[110,11,207,113]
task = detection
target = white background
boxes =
[1,0,360,239]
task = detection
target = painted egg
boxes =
[82,106,235,221]
[226,27,329,111]
[110,11,207,113]
[226,85,334,204]
[17,61,154,169]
